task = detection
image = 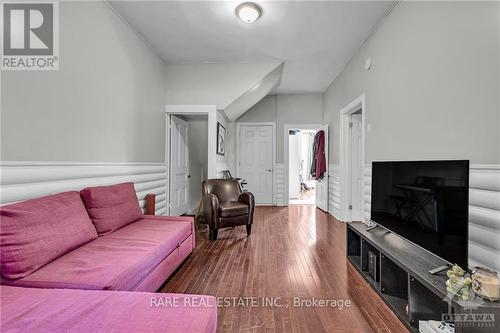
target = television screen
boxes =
[370,160,469,268]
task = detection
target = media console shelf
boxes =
[346,221,499,333]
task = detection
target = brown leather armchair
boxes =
[202,179,255,241]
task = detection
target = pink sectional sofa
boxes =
[0,182,216,332]
[1,285,217,333]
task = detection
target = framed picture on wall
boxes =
[217,122,226,156]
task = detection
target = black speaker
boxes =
[368,251,379,281]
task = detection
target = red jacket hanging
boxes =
[311,130,326,180]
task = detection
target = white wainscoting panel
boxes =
[0,162,168,216]
[328,164,342,220]
[361,163,500,272]
[468,165,500,272]
[274,163,286,206]
[363,165,372,225]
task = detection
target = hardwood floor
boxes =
[161,206,409,333]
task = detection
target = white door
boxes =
[239,125,273,204]
[316,125,329,212]
[350,114,364,221]
[170,115,190,215]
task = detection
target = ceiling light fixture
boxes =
[235,2,262,24]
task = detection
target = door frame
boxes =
[283,123,323,205]
[165,105,216,215]
[339,94,366,222]
[236,122,276,205]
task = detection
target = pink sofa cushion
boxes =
[1,286,217,333]
[0,192,98,280]
[80,182,143,235]
[5,217,193,291]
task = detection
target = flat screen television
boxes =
[370,160,469,268]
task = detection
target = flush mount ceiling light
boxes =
[235,2,262,23]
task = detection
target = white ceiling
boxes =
[109,1,395,93]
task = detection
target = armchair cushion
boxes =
[218,201,248,218]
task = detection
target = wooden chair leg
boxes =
[210,228,218,241]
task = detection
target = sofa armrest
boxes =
[144,193,156,215]
[202,194,219,230]
[142,215,195,247]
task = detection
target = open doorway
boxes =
[288,129,317,205]
[165,105,216,216]
[169,114,208,215]
[184,115,208,215]
[284,123,328,210]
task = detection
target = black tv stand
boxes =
[346,221,499,333]
[428,265,450,275]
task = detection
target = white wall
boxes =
[237,94,324,163]
[238,95,277,123]
[1,1,166,162]
[323,1,500,165]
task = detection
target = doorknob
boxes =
[265,169,272,172]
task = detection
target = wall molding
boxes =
[328,164,342,220]
[360,163,500,272]
[363,164,372,225]
[0,162,168,216]
[274,163,286,206]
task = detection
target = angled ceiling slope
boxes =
[164,61,283,121]
[224,63,283,120]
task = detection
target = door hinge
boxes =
[349,204,352,210]
[349,122,353,128]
